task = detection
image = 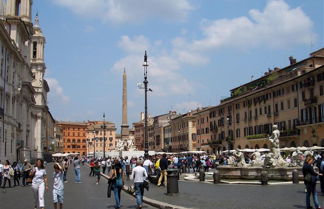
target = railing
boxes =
[304,97,317,105]
[280,129,300,137]
[246,134,268,140]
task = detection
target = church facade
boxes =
[0,0,54,163]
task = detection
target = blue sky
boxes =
[35,0,323,128]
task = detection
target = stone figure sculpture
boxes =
[234,150,247,167]
[268,125,288,167]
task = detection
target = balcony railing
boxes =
[246,134,267,140]
[280,129,300,137]
[304,97,317,105]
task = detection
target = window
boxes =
[302,91,305,100]
[320,85,324,96]
[236,113,240,123]
[259,108,262,115]
[32,41,37,59]
[236,128,240,138]
[280,102,284,111]
[294,98,298,108]
[287,100,291,109]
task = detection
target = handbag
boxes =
[304,173,312,183]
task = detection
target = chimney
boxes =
[289,56,297,65]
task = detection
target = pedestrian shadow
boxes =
[293,205,305,208]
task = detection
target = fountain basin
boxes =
[217,166,303,181]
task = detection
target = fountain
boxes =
[217,125,303,181]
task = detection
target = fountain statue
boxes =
[267,125,288,167]
[234,150,247,167]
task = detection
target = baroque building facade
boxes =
[0,0,54,162]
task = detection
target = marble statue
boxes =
[267,125,288,167]
[291,148,303,167]
[251,151,263,167]
[234,150,247,167]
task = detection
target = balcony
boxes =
[246,134,267,140]
[280,129,300,137]
[304,97,317,106]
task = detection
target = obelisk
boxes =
[121,69,129,140]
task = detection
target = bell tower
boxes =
[5,0,32,22]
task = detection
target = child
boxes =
[53,163,64,209]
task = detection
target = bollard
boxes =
[260,170,268,185]
[292,169,299,184]
[167,169,179,194]
[213,170,221,184]
[199,169,205,181]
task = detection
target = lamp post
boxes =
[102,113,107,159]
[143,51,149,157]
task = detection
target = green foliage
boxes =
[246,134,267,139]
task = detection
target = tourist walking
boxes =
[101,158,107,174]
[89,160,95,176]
[109,159,124,209]
[94,161,101,185]
[143,157,153,175]
[53,163,64,209]
[106,158,112,175]
[22,160,32,186]
[303,155,322,209]
[12,162,21,186]
[62,158,69,183]
[157,154,168,187]
[131,160,148,209]
[73,156,81,183]
[2,160,13,189]
[31,159,48,209]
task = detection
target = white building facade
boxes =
[0,0,53,163]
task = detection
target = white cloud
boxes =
[173,0,316,63]
[46,78,70,104]
[196,0,314,49]
[118,35,150,54]
[174,101,202,113]
[53,0,193,24]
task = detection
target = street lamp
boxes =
[143,50,149,157]
[102,113,107,159]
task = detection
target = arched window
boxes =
[303,140,310,147]
[237,145,241,149]
[263,144,268,148]
[72,139,76,143]
[245,145,249,149]
[32,41,37,58]
[77,139,81,143]
[67,145,70,148]
[255,144,260,149]
[15,0,21,16]
[82,145,86,148]
[82,139,86,143]
[67,139,71,143]
[290,141,296,147]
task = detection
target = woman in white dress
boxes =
[31,159,48,209]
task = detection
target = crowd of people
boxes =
[2,150,324,209]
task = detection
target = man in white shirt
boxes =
[106,158,112,174]
[101,159,106,174]
[131,160,148,209]
[143,158,153,174]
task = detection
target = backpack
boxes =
[9,167,14,176]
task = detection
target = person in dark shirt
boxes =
[157,154,168,186]
[302,155,322,209]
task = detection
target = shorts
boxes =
[53,189,64,203]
